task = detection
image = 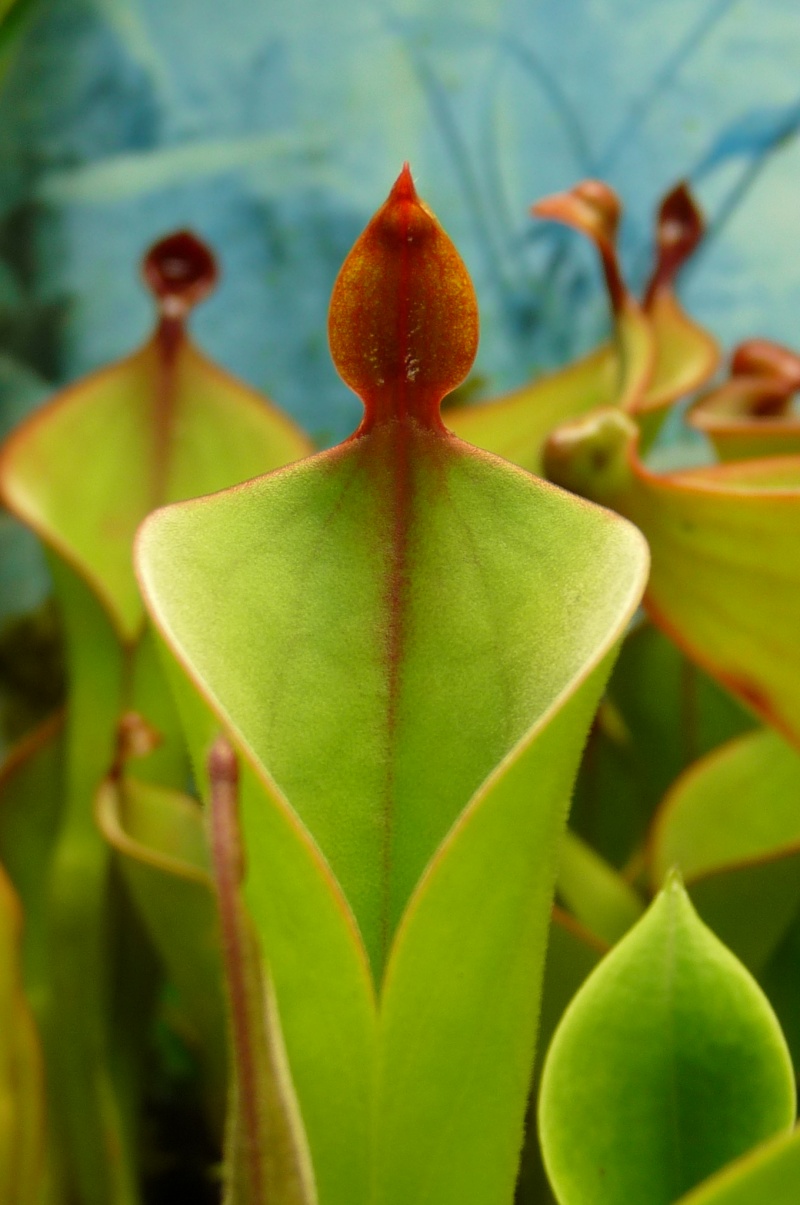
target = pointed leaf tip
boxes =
[540,872,796,1205]
[143,229,218,316]
[328,168,479,429]
[391,161,418,203]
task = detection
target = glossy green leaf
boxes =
[649,728,800,971]
[688,340,800,463]
[675,1126,800,1205]
[539,875,796,1205]
[545,408,800,745]
[138,168,648,1205]
[96,768,227,1129]
[0,865,46,1205]
[556,828,644,945]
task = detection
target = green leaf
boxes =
[571,622,753,868]
[0,712,63,1020]
[516,911,606,1205]
[649,727,800,971]
[0,231,311,642]
[0,229,311,1204]
[539,874,796,1205]
[96,769,227,1129]
[675,1126,800,1205]
[544,409,800,745]
[556,828,644,945]
[138,167,648,1205]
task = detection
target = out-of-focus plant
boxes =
[0,160,799,1205]
[0,229,310,1203]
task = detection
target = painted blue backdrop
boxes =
[1,0,800,614]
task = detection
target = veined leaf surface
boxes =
[0,230,311,642]
[138,167,648,1205]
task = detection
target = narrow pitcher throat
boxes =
[356,383,449,434]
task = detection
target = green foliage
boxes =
[539,876,796,1205]
[0,159,799,1205]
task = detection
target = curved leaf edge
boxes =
[646,728,800,889]
[381,490,648,999]
[0,337,312,646]
[95,775,211,887]
[136,437,649,995]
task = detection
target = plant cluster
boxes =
[0,163,799,1205]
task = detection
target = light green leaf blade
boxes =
[539,875,796,1205]
[160,660,378,1205]
[649,728,800,971]
[0,232,311,641]
[96,772,227,1128]
[556,828,644,945]
[545,410,800,746]
[676,1126,800,1205]
[571,621,753,868]
[374,652,623,1205]
[137,170,648,1205]
[445,344,620,476]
